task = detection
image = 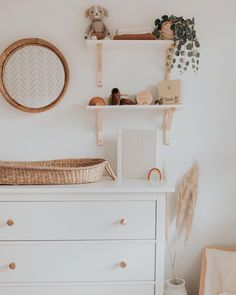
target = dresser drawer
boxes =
[0,201,155,240]
[0,284,154,295]
[0,242,155,283]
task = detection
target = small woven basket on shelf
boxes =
[0,158,116,185]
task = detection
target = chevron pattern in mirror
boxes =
[3,45,65,108]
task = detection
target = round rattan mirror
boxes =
[0,38,69,112]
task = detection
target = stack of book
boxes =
[113,26,155,40]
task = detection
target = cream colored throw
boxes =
[205,249,236,295]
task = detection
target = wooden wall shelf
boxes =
[87,105,186,146]
[87,105,184,110]
[86,39,172,50]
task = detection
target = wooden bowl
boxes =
[89,97,106,106]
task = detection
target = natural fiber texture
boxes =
[0,38,69,113]
[165,161,199,279]
[176,161,199,243]
[0,159,116,185]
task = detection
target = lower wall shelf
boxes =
[86,105,186,146]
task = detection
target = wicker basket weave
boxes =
[0,159,116,185]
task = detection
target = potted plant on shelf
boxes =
[165,162,199,295]
[153,15,200,73]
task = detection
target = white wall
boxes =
[0,0,236,294]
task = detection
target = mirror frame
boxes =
[0,38,69,113]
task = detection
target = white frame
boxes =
[117,129,158,179]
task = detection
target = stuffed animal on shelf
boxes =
[84,5,111,40]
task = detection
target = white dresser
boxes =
[0,178,174,295]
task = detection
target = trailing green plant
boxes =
[153,15,200,73]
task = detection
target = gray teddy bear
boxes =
[84,5,111,40]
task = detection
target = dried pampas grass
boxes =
[176,161,199,243]
[165,161,199,279]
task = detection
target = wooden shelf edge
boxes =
[86,104,186,110]
[86,39,172,49]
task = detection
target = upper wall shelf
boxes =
[86,39,172,50]
[86,40,172,87]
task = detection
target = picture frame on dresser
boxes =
[117,129,158,179]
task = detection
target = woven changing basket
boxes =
[0,159,116,185]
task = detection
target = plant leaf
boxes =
[155,19,161,26]
[186,43,193,50]
[162,15,169,20]
[195,40,200,48]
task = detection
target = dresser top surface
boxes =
[0,178,174,194]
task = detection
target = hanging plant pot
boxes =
[161,21,174,40]
[164,278,188,295]
[153,15,200,73]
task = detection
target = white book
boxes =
[117,129,158,179]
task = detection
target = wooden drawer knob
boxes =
[7,219,14,227]
[119,218,127,225]
[9,263,16,270]
[119,261,127,269]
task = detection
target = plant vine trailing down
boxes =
[153,15,200,73]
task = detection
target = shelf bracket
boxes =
[162,44,176,145]
[163,108,176,145]
[96,44,103,87]
[96,109,103,146]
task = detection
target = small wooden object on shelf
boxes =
[136,90,153,105]
[120,98,136,105]
[110,88,121,105]
[148,168,162,181]
[156,79,181,105]
[89,97,105,106]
